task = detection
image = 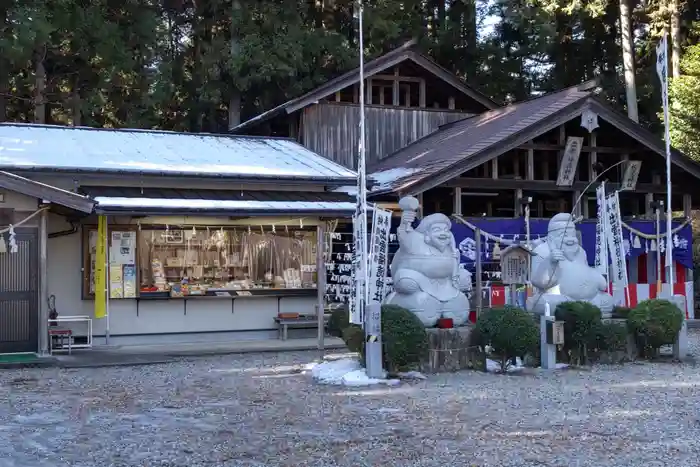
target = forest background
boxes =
[0,0,698,158]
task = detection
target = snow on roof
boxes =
[0,123,356,181]
[368,167,422,192]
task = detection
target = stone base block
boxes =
[420,326,484,373]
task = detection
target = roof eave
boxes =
[94,206,356,218]
[7,167,357,187]
[0,171,95,213]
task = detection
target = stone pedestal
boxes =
[420,327,484,373]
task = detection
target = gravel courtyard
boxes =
[3,334,700,467]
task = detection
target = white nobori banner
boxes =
[605,192,629,303]
[349,213,363,324]
[594,183,608,276]
[368,207,392,304]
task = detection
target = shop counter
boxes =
[101,289,319,336]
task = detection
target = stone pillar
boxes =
[540,303,557,369]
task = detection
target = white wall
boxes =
[1,191,39,211]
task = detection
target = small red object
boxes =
[468,310,477,324]
[437,318,454,329]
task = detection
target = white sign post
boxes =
[368,207,392,303]
[656,32,674,284]
[594,182,609,280]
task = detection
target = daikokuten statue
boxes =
[526,213,614,316]
[384,197,472,327]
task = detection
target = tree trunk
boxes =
[670,0,682,78]
[0,3,7,122]
[71,75,81,126]
[229,0,241,129]
[619,0,639,122]
[33,47,47,124]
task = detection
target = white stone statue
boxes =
[526,213,614,316]
[384,197,471,327]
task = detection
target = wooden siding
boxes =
[301,103,473,169]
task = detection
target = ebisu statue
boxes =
[384,197,471,327]
[526,213,614,316]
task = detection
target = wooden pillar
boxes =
[353,85,359,104]
[393,68,400,106]
[557,125,566,174]
[419,79,426,107]
[588,132,597,181]
[573,190,582,218]
[526,145,534,180]
[366,78,373,104]
[38,208,49,356]
[514,154,520,179]
[448,96,456,110]
[454,187,462,216]
[683,193,692,217]
[515,188,523,217]
[316,223,326,353]
[645,193,655,218]
[491,159,498,179]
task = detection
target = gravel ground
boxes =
[2,334,700,467]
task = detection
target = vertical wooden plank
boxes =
[454,187,462,216]
[353,85,358,104]
[379,86,385,105]
[514,153,520,179]
[491,159,498,180]
[487,202,493,216]
[645,193,654,217]
[335,91,341,102]
[448,96,456,110]
[366,78,373,105]
[573,190,582,217]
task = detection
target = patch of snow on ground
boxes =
[310,358,400,386]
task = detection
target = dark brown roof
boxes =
[368,83,700,195]
[231,40,500,132]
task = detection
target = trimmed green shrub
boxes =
[327,306,350,338]
[628,299,684,358]
[369,305,429,373]
[474,305,539,373]
[590,321,628,356]
[342,324,364,353]
[339,305,429,373]
[555,301,602,365]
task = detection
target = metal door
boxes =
[0,229,38,353]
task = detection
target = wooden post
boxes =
[515,188,523,217]
[38,208,49,355]
[419,78,426,107]
[393,67,400,106]
[316,223,326,353]
[454,187,462,216]
[448,96,456,110]
[645,193,655,218]
[475,228,483,314]
[366,78,373,104]
[527,145,535,180]
[557,125,566,174]
[683,193,692,217]
[588,132,597,180]
[491,159,498,179]
[573,190,582,217]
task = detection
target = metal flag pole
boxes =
[657,32,674,286]
[355,0,381,378]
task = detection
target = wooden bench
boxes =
[274,315,330,340]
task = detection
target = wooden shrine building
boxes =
[233,40,700,314]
